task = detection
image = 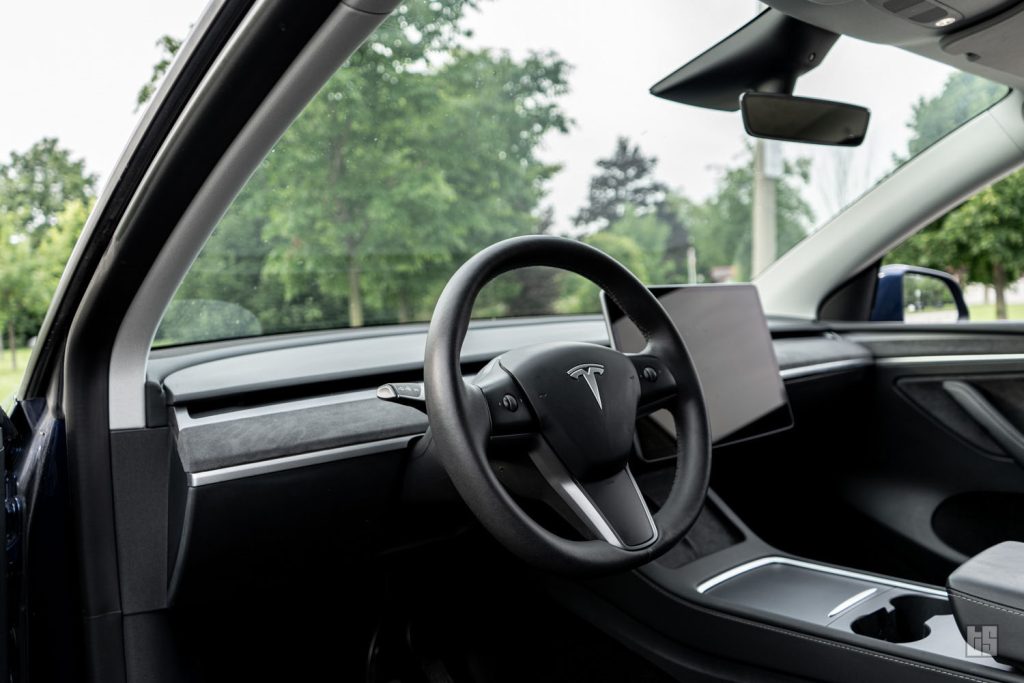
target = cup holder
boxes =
[850,596,952,644]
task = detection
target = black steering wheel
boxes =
[424,235,711,575]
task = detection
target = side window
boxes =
[881,168,1024,323]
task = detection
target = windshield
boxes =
[154,0,1008,347]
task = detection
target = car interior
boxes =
[12,0,1024,681]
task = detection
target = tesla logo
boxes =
[567,363,605,409]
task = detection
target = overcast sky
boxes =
[0,0,206,188]
[0,0,960,234]
[465,0,960,232]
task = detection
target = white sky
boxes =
[0,0,207,191]
[0,0,960,234]
[465,0,960,232]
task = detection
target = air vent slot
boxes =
[869,0,963,27]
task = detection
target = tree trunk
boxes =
[8,320,16,371]
[396,292,410,324]
[994,262,1008,320]
[347,255,364,327]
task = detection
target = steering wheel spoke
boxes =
[627,352,678,416]
[470,358,537,436]
[527,440,657,549]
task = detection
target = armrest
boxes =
[947,541,1024,667]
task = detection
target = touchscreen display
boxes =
[603,284,792,445]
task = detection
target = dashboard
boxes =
[154,314,871,477]
[137,312,873,604]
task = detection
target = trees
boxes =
[888,73,1019,317]
[569,140,812,291]
[0,215,39,368]
[686,148,812,282]
[891,173,1024,319]
[942,176,1024,319]
[136,35,182,109]
[572,138,691,293]
[0,200,89,368]
[905,73,1007,157]
[0,141,95,361]
[0,138,95,245]
[166,0,570,335]
[573,137,668,233]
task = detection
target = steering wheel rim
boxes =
[424,235,711,575]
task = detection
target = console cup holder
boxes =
[850,596,952,644]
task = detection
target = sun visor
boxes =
[650,11,839,112]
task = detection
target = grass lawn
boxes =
[967,303,1024,321]
[0,347,29,411]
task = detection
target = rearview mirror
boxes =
[740,92,870,147]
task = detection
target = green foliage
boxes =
[0,200,91,369]
[573,137,667,231]
[0,138,95,244]
[561,230,650,313]
[163,0,572,340]
[35,199,91,295]
[0,346,28,410]
[0,138,95,361]
[157,6,817,341]
[892,172,1024,284]
[686,148,812,281]
[156,299,263,346]
[889,73,1016,317]
[905,73,1007,157]
[136,35,183,109]
[0,214,41,368]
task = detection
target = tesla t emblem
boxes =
[567,363,605,409]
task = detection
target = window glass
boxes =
[902,273,959,323]
[887,166,1024,322]
[156,0,1007,346]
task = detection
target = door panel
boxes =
[712,327,1024,587]
[844,329,1024,580]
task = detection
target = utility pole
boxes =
[750,0,778,278]
[752,139,779,276]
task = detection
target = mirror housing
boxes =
[154,299,262,345]
[871,264,969,323]
[740,92,870,146]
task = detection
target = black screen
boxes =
[603,284,792,445]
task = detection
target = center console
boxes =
[591,284,1024,681]
[697,555,1010,671]
[578,492,1023,683]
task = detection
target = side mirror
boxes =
[154,299,262,345]
[740,92,870,147]
[871,265,969,323]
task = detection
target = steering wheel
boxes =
[424,235,711,575]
